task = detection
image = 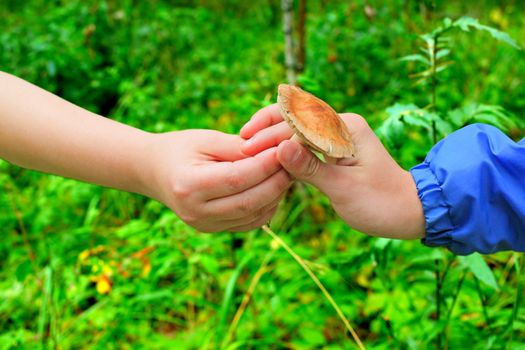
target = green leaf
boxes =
[406,248,445,265]
[459,253,499,290]
[376,116,405,148]
[447,107,470,127]
[447,103,515,131]
[299,327,326,346]
[216,254,253,348]
[453,16,521,50]
[400,54,430,65]
[15,260,32,282]
[433,118,454,137]
[374,237,393,251]
[436,49,450,60]
[474,113,506,129]
[385,103,420,117]
[83,195,100,227]
[378,103,451,145]
[403,113,432,130]
[198,254,220,276]
[131,290,174,304]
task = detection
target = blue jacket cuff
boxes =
[410,163,461,254]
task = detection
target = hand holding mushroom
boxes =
[241,86,425,239]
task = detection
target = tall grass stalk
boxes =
[261,225,365,350]
[444,270,467,349]
[223,252,274,348]
[506,253,523,349]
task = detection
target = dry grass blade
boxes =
[223,252,274,348]
[261,225,365,350]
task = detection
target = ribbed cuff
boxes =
[410,163,455,251]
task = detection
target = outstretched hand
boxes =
[240,104,425,239]
[146,129,292,233]
[0,73,292,234]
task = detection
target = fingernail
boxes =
[282,144,301,164]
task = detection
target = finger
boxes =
[207,183,287,221]
[217,200,280,230]
[241,121,292,156]
[197,147,284,200]
[198,199,280,233]
[277,140,336,191]
[339,113,384,164]
[204,169,291,219]
[203,131,248,162]
[339,113,367,131]
[240,104,283,139]
[336,156,359,166]
[226,207,278,232]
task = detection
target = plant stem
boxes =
[430,34,440,348]
[434,259,442,350]
[297,0,307,73]
[431,36,437,111]
[474,278,490,326]
[282,0,297,85]
[4,182,36,262]
[431,35,438,144]
[434,255,455,349]
[444,271,466,349]
[261,225,365,350]
[506,253,523,349]
[223,252,274,348]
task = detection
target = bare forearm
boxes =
[0,72,154,196]
[0,72,293,233]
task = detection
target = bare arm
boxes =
[0,71,153,196]
[0,72,292,232]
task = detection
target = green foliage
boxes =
[378,14,523,167]
[1,1,525,349]
[453,16,521,49]
[459,254,499,291]
[400,16,520,89]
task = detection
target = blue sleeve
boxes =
[410,123,525,255]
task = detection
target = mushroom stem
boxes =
[324,156,337,165]
[290,133,304,145]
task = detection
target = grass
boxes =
[262,225,365,350]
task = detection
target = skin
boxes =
[0,72,292,232]
[240,104,426,239]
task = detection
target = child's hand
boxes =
[240,104,425,239]
[146,129,292,232]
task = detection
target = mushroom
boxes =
[277,84,355,164]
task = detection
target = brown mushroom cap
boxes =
[277,84,355,158]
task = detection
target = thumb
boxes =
[276,140,332,189]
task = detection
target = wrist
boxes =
[400,170,426,239]
[131,132,166,201]
[134,131,188,208]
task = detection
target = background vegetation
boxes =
[0,0,524,349]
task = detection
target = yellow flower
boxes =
[79,250,90,262]
[96,275,112,295]
[102,263,113,276]
[142,260,152,277]
[490,8,508,29]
